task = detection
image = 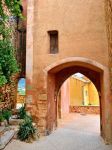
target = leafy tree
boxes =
[0,0,22,87]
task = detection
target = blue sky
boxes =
[18,78,26,95]
[18,78,26,89]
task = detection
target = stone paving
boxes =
[4,113,112,150]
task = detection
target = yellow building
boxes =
[59,74,100,117]
[69,75,99,107]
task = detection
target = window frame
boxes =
[48,30,59,54]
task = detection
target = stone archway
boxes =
[45,57,112,143]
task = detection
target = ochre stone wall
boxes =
[105,0,112,88]
[105,0,112,144]
[17,94,25,104]
[70,106,100,114]
[69,77,84,106]
[26,0,112,143]
[0,75,18,110]
[88,82,99,106]
[60,79,70,118]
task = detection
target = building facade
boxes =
[26,0,112,143]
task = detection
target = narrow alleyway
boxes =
[5,113,112,150]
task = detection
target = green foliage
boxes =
[0,113,4,122]
[2,109,12,124]
[0,39,19,83]
[0,22,11,39]
[0,0,22,21]
[0,64,7,87]
[0,0,22,87]
[5,0,23,18]
[18,106,26,119]
[17,115,36,142]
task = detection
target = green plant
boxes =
[0,0,23,21]
[0,0,22,87]
[0,39,19,85]
[2,109,12,124]
[18,106,26,119]
[17,115,37,142]
[0,114,4,122]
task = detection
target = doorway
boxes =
[47,61,104,137]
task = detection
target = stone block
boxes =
[0,130,15,149]
[38,94,47,101]
[38,119,46,127]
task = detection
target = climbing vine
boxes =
[0,0,23,20]
[0,0,22,87]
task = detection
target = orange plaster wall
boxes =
[26,0,112,142]
[33,0,108,73]
[60,79,70,116]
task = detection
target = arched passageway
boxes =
[46,58,111,142]
[57,73,100,121]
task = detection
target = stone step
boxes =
[0,130,15,149]
[10,118,23,126]
[0,127,5,135]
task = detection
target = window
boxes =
[48,30,58,54]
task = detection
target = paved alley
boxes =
[4,113,112,150]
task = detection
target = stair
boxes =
[0,127,15,149]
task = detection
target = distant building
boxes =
[59,75,100,118]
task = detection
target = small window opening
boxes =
[48,30,58,54]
